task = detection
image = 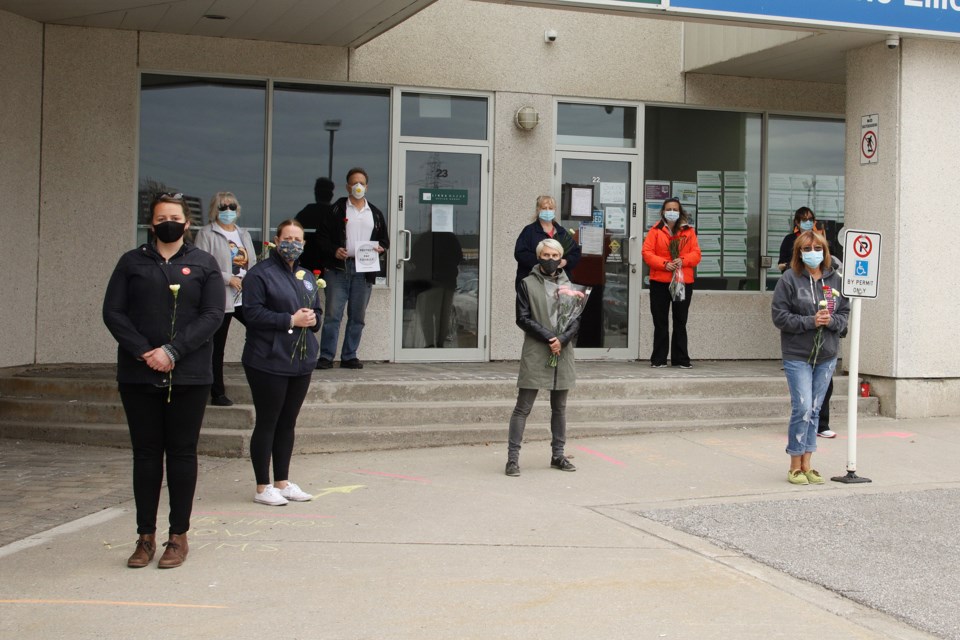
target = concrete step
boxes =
[0,374,852,404]
[0,397,253,429]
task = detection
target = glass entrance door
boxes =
[554,152,640,359]
[394,144,488,361]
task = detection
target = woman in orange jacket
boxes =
[641,198,702,368]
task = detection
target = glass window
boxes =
[766,117,845,291]
[138,75,266,246]
[557,103,637,148]
[400,92,487,140]
[644,107,763,291]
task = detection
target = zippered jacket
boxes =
[103,243,224,386]
[241,251,323,376]
[316,196,390,284]
[771,265,849,362]
[642,222,702,284]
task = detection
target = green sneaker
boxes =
[804,469,825,484]
[788,470,809,485]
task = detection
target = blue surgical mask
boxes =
[799,220,815,231]
[802,251,823,268]
[538,209,555,222]
[218,211,237,225]
[278,240,304,262]
[664,210,680,223]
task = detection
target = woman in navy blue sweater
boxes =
[242,219,323,506]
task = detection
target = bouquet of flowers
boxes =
[289,269,321,362]
[545,282,592,367]
[668,235,687,302]
[808,286,840,364]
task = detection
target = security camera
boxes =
[886,35,900,50]
[545,29,557,43]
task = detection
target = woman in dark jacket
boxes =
[514,195,581,291]
[103,192,225,569]
[242,219,323,506]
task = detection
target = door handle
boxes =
[627,235,638,267]
[397,229,412,268]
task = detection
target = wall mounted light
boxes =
[515,106,540,131]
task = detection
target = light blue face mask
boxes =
[538,209,555,222]
[218,211,238,225]
[799,220,815,231]
[802,250,823,268]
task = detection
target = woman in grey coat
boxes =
[505,238,581,477]
[194,191,257,406]
[772,230,849,485]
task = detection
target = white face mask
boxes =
[351,183,367,199]
[664,210,680,222]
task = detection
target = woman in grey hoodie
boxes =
[772,230,849,485]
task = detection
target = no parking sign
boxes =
[842,229,882,298]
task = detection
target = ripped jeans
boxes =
[783,357,837,456]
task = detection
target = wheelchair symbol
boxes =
[855,260,869,277]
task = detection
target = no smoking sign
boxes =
[860,114,879,165]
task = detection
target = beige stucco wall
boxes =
[351,0,684,103]
[36,26,139,364]
[844,38,960,416]
[0,11,42,368]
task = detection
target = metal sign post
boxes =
[833,229,882,484]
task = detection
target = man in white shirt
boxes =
[315,168,390,369]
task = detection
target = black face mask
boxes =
[539,258,561,275]
[154,220,187,244]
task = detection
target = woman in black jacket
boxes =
[242,219,323,506]
[103,192,224,569]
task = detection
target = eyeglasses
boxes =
[218,203,238,211]
[158,192,183,200]
[800,245,824,253]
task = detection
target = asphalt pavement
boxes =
[2,415,959,639]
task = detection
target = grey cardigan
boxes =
[771,265,849,362]
[194,222,257,312]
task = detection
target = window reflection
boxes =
[400,93,487,140]
[766,117,845,291]
[271,84,391,235]
[557,103,637,148]
[138,75,266,246]
[644,107,763,291]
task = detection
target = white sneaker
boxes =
[817,429,837,438]
[278,482,313,502]
[254,484,288,506]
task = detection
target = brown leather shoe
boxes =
[126,534,156,568]
[157,533,189,569]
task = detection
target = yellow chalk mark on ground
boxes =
[0,599,228,609]
[311,484,366,499]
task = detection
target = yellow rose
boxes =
[169,284,181,293]
[295,270,305,280]
[316,278,327,289]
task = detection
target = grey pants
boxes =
[507,388,568,463]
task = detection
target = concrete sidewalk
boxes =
[1,416,958,639]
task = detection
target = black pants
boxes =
[211,306,244,399]
[244,365,312,486]
[819,377,834,431]
[119,383,210,535]
[649,280,693,366]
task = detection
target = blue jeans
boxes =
[783,357,837,456]
[320,260,372,362]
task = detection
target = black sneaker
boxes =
[211,395,233,407]
[505,461,520,477]
[340,358,364,369]
[550,456,576,472]
[315,358,333,370]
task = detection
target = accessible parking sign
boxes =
[842,229,882,298]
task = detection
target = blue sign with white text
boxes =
[668,0,960,36]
